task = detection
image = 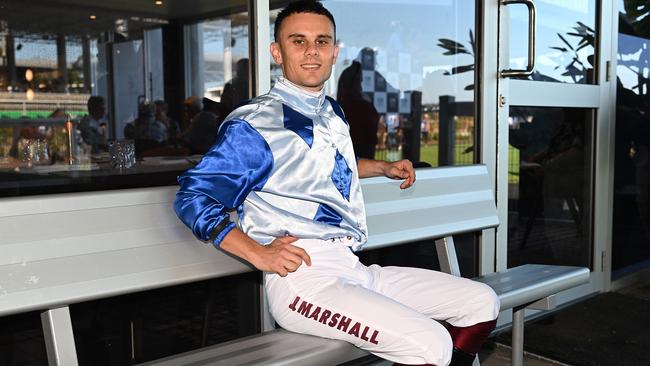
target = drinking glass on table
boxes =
[108,139,136,169]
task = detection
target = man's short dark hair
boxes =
[87,96,105,113]
[274,0,336,42]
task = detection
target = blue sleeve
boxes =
[173,119,273,246]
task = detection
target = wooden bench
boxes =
[0,165,589,366]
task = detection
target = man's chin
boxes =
[288,77,326,91]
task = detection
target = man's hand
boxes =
[249,236,312,277]
[358,158,416,189]
[220,229,312,277]
[382,159,416,189]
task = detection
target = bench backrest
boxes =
[0,164,497,317]
[363,165,498,250]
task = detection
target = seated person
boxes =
[124,101,166,155]
[180,96,219,154]
[78,96,108,153]
[173,2,499,366]
[154,100,181,145]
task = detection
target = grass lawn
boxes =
[377,143,520,184]
[0,111,85,119]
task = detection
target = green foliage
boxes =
[437,30,476,91]
[550,21,595,83]
[623,0,650,38]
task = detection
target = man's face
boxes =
[271,12,339,92]
[92,102,106,119]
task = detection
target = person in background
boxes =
[337,60,380,159]
[124,100,167,157]
[154,100,181,145]
[221,58,250,115]
[181,96,219,154]
[78,96,107,153]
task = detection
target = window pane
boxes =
[0,1,249,197]
[71,273,260,365]
[270,0,477,168]
[358,233,480,279]
[507,0,597,84]
[187,12,250,115]
[507,107,593,268]
[613,1,650,275]
[0,311,47,366]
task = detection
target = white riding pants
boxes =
[265,238,500,366]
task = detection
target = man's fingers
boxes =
[278,235,299,244]
[281,250,304,267]
[286,244,312,266]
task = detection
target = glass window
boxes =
[0,311,47,366]
[270,0,478,168]
[612,1,650,275]
[0,1,249,197]
[506,0,597,84]
[71,273,260,365]
[358,233,480,278]
[507,107,594,268]
[186,11,250,115]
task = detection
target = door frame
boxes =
[482,0,617,305]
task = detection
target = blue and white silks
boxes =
[174,78,368,250]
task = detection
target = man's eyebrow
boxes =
[286,33,334,39]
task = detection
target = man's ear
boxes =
[270,42,283,65]
[332,43,340,64]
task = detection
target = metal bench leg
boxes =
[41,306,79,366]
[511,307,525,366]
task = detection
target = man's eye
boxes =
[293,39,305,45]
[316,40,329,45]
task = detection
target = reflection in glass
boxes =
[189,13,250,113]
[0,1,250,197]
[508,107,593,268]
[270,0,477,167]
[183,7,249,155]
[507,0,596,84]
[613,0,650,275]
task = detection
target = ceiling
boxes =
[0,0,249,38]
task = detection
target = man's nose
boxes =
[305,43,318,56]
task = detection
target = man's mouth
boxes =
[301,63,321,70]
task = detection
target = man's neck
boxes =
[281,77,324,95]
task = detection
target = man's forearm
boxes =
[218,227,311,276]
[219,227,264,266]
[357,158,389,178]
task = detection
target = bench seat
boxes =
[138,264,590,366]
[476,264,590,310]
[138,329,365,366]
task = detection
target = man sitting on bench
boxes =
[173,1,499,365]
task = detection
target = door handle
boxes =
[500,0,536,78]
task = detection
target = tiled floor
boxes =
[362,341,568,366]
[480,342,569,366]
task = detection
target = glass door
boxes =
[494,0,617,299]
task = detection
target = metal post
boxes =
[511,307,525,366]
[82,36,92,93]
[403,91,422,163]
[435,236,461,277]
[438,95,456,166]
[6,32,17,89]
[41,306,79,366]
[56,34,68,92]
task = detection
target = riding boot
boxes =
[448,347,476,366]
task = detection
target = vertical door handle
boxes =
[500,0,536,78]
